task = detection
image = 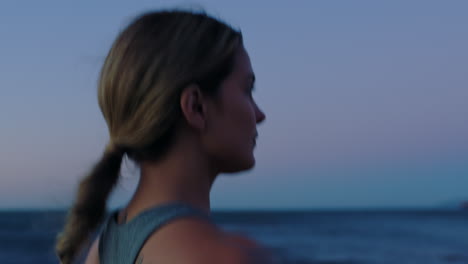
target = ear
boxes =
[180,84,207,131]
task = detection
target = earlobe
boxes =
[180,84,206,131]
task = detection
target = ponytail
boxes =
[55,146,124,264]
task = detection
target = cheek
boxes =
[229,97,256,126]
[203,103,256,172]
[226,102,257,153]
[205,95,255,146]
[239,101,257,132]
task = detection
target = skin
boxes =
[85,45,267,264]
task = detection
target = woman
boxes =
[55,9,268,264]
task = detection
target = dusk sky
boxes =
[1,1,467,210]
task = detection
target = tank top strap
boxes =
[98,202,212,264]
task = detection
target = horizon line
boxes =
[0,205,462,213]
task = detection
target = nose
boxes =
[255,102,266,124]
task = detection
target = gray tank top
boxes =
[98,202,212,264]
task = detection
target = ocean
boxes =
[0,210,467,264]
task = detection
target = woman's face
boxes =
[203,45,266,173]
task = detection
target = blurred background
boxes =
[0,1,467,263]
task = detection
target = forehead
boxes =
[230,45,254,79]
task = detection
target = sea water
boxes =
[0,210,467,264]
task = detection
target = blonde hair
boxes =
[55,10,242,264]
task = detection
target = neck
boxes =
[123,135,218,219]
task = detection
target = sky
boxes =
[0,0,467,210]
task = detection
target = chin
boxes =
[222,155,256,173]
[241,157,256,171]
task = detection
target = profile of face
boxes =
[202,45,266,173]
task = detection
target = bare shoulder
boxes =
[222,232,276,264]
[137,217,274,264]
[84,237,100,264]
[212,236,275,264]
